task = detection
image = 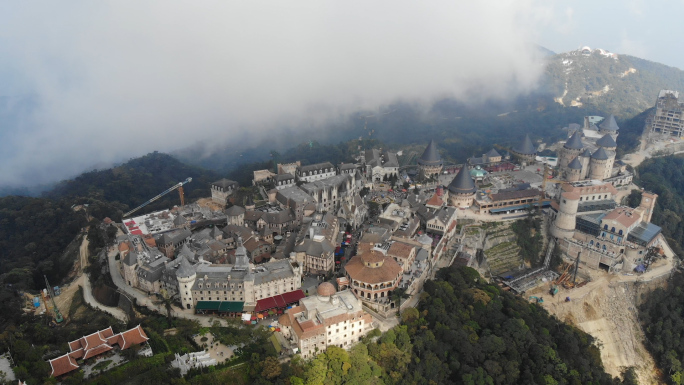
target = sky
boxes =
[0,1,682,189]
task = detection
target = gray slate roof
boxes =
[417,140,442,166]
[564,131,584,150]
[448,165,477,195]
[212,179,238,189]
[299,162,334,174]
[485,148,501,158]
[513,134,536,155]
[581,149,592,157]
[274,173,295,182]
[596,134,617,148]
[225,205,245,216]
[176,256,195,278]
[599,115,619,131]
[591,147,610,160]
[568,157,583,170]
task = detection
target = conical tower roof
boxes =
[581,149,592,157]
[599,115,619,131]
[596,134,617,148]
[568,157,583,170]
[591,147,610,160]
[448,165,477,195]
[564,131,584,150]
[513,134,536,155]
[176,256,195,278]
[245,195,255,207]
[417,140,443,166]
[485,148,501,158]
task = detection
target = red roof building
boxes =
[50,325,149,377]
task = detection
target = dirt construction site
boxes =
[527,255,676,385]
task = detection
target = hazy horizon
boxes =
[0,1,682,189]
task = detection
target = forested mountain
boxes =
[640,272,684,385]
[0,196,86,289]
[0,152,223,295]
[45,152,222,220]
[277,266,627,385]
[543,48,684,117]
[172,48,681,179]
[628,155,684,256]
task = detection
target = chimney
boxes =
[309,227,315,239]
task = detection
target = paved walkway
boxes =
[80,273,128,323]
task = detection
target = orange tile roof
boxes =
[118,242,130,252]
[603,207,639,228]
[426,193,444,207]
[68,349,84,360]
[118,325,149,350]
[360,249,385,264]
[345,254,403,285]
[49,354,79,377]
[82,344,113,360]
[387,242,414,259]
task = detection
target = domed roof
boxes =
[591,147,610,160]
[470,166,487,177]
[417,140,443,166]
[599,115,619,131]
[564,132,584,150]
[448,165,477,195]
[512,134,537,155]
[568,157,583,170]
[596,134,617,148]
[317,282,336,297]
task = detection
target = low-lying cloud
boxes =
[0,1,549,188]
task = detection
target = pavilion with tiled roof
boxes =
[49,325,150,378]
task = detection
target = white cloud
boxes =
[0,1,549,187]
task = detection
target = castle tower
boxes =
[447,165,477,208]
[579,149,592,179]
[244,195,255,211]
[598,115,620,140]
[559,131,584,171]
[551,190,580,239]
[566,157,583,182]
[417,139,443,179]
[176,257,197,310]
[510,134,537,165]
[596,134,617,178]
[589,147,610,180]
[639,191,658,223]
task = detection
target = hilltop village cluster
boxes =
[108,113,674,362]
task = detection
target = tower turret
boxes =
[551,190,580,239]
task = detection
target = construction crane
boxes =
[44,276,64,323]
[123,177,192,218]
[538,164,562,213]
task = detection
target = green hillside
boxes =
[45,152,222,219]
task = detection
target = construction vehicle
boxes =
[44,276,64,323]
[529,296,544,304]
[123,177,192,218]
[550,285,559,296]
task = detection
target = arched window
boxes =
[602,245,607,250]
[611,227,615,233]
[590,240,594,246]
[604,224,608,230]
[618,230,623,235]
